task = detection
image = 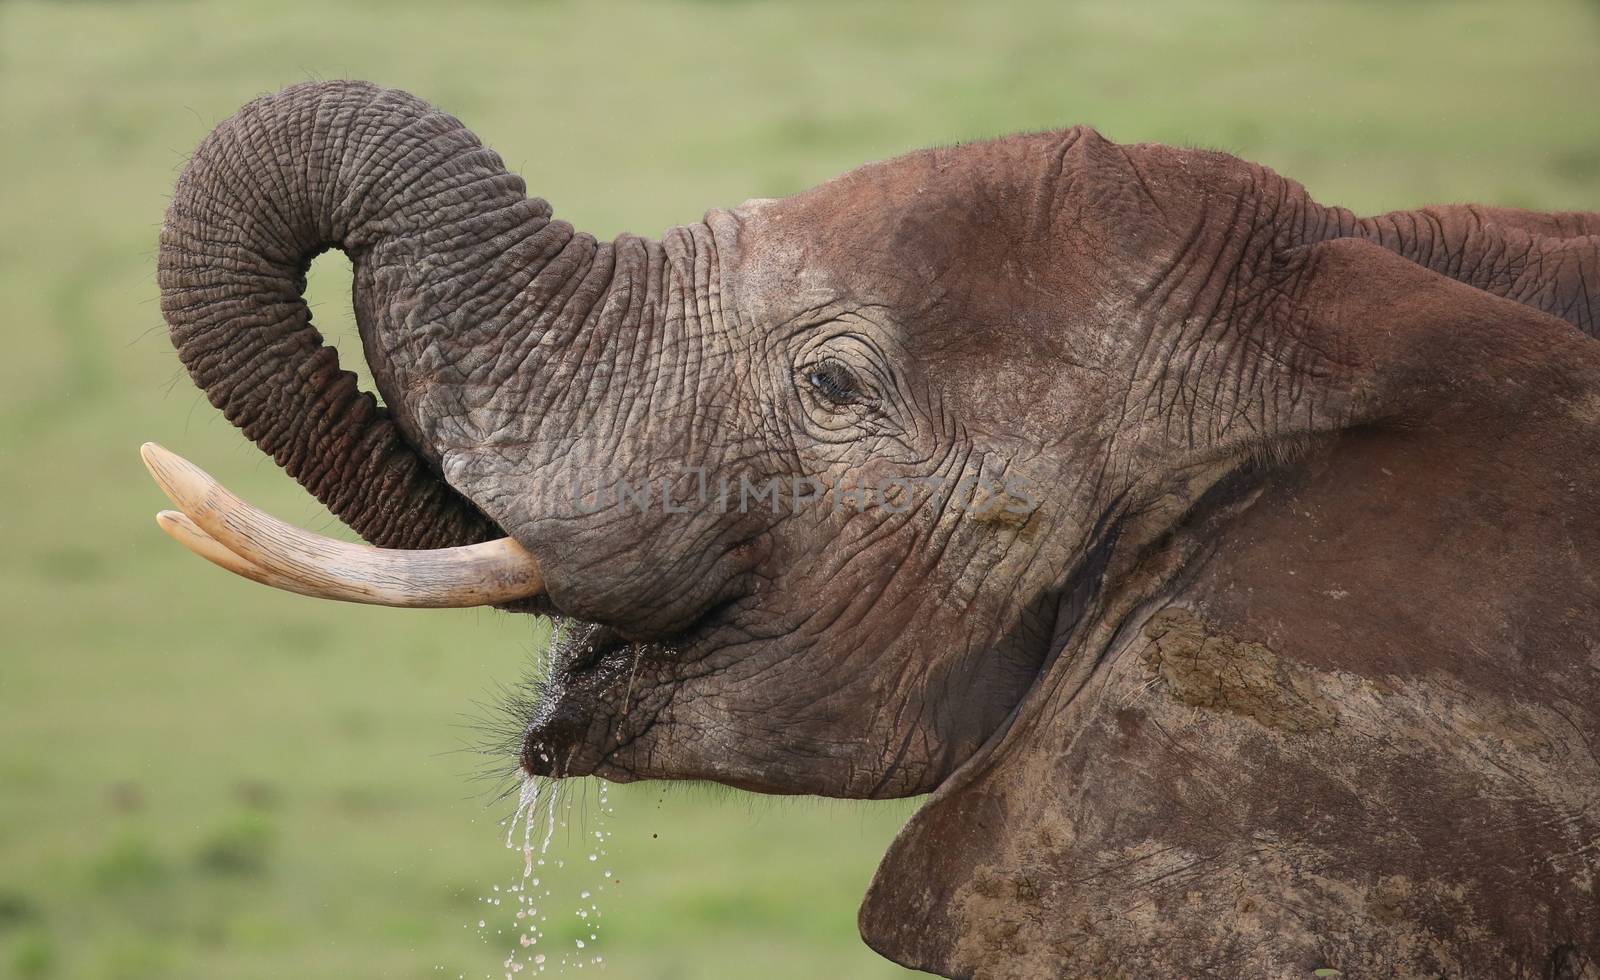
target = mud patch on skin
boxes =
[1139,608,1342,732]
[963,480,1038,529]
[931,634,1600,977]
[1566,391,1600,427]
[944,835,1494,979]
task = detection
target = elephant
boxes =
[144,80,1600,978]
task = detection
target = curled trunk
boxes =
[158,80,562,548]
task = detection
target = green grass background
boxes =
[2,1,1597,977]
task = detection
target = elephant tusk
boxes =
[156,509,336,598]
[140,442,545,608]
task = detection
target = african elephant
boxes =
[146,81,1600,978]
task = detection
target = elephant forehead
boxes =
[723,131,1105,319]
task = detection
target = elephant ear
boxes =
[858,238,1600,977]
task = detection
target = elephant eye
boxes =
[806,359,862,407]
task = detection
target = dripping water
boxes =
[474,772,615,976]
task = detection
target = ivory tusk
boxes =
[140,442,544,608]
[156,509,337,598]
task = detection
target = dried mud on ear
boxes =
[1138,608,1352,733]
[895,584,1600,979]
[945,843,1498,980]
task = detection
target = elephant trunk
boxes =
[157,80,558,549]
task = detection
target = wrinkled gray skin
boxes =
[160,82,1600,977]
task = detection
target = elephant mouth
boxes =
[517,591,748,782]
[515,620,682,782]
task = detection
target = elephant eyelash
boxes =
[804,359,866,407]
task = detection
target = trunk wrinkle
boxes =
[158,81,560,553]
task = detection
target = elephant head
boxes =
[154,81,1600,976]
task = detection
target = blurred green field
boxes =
[1,1,1596,977]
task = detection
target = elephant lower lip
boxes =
[517,621,638,778]
[517,607,716,780]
